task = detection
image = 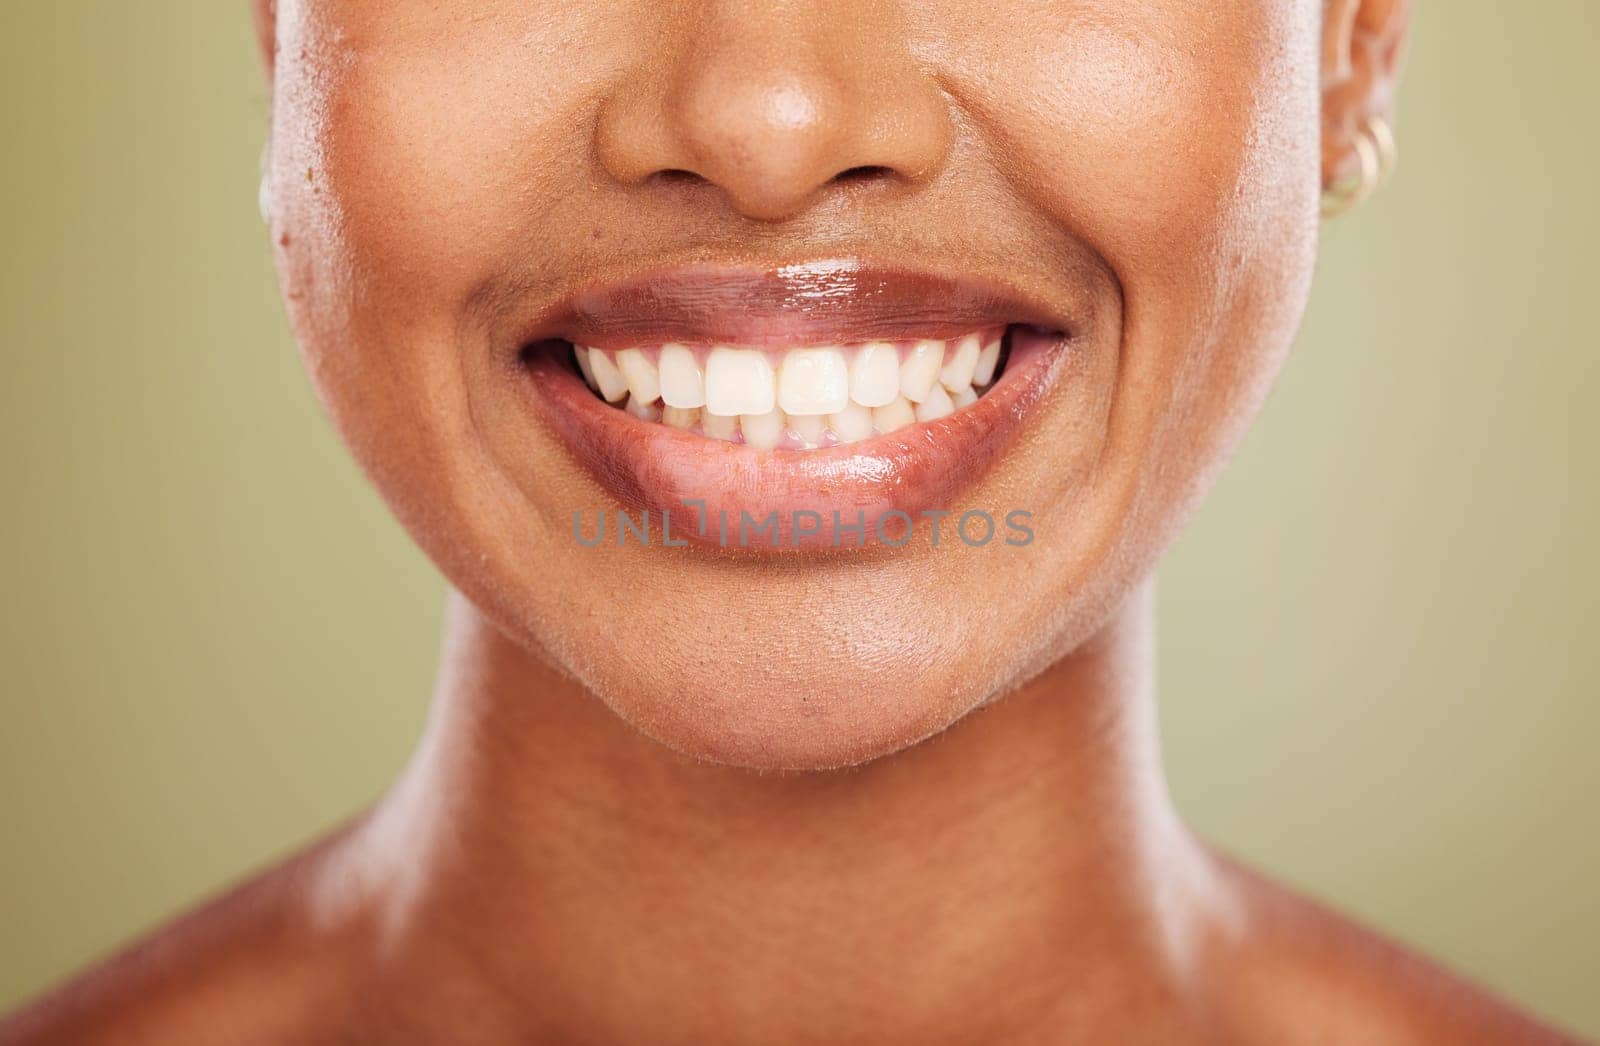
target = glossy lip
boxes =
[516,261,1076,549]
[518,258,1068,350]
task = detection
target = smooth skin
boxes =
[1,0,1580,1042]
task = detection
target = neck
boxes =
[342,580,1222,1041]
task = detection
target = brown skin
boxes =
[1,0,1582,1042]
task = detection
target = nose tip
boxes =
[666,69,900,221]
[596,13,952,223]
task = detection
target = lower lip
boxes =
[520,329,1067,549]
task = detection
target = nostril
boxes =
[832,165,894,184]
[651,168,709,186]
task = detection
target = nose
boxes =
[595,2,953,223]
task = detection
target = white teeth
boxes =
[741,409,783,450]
[574,346,600,391]
[705,348,775,417]
[914,383,954,423]
[789,413,826,446]
[658,344,705,408]
[899,340,944,403]
[972,335,1003,386]
[663,405,700,430]
[583,347,630,402]
[575,330,1007,446]
[702,411,740,442]
[873,396,916,434]
[616,348,661,404]
[938,334,980,392]
[849,342,900,407]
[624,394,661,423]
[829,401,874,443]
[778,347,850,416]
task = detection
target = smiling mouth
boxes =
[567,328,1011,450]
[513,261,1073,547]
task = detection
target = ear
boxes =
[252,0,277,79]
[1321,0,1413,190]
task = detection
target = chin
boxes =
[565,613,994,771]
[604,683,976,773]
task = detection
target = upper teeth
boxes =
[573,331,1005,450]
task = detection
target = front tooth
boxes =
[953,385,978,408]
[574,346,600,393]
[899,340,944,403]
[624,394,661,423]
[741,409,783,450]
[658,344,705,408]
[778,347,849,415]
[705,348,775,416]
[848,342,900,407]
[873,396,916,434]
[663,405,700,430]
[972,334,1003,386]
[584,348,630,402]
[789,413,826,446]
[828,401,874,443]
[616,348,661,404]
[938,334,981,392]
[915,384,954,422]
[702,411,740,442]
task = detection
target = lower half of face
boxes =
[267,0,1323,769]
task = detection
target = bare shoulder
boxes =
[0,830,375,1046]
[1207,852,1583,1045]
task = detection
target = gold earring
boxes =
[1321,115,1395,219]
[258,173,272,226]
[258,135,274,226]
[1366,114,1398,188]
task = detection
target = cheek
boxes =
[942,0,1323,528]
[268,2,644,368]
[944,0,1323,274]
[277,25,587,328]
[264,9,613,529]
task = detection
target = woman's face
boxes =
[264,0,1322,769]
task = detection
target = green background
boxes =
[1,1,1594,1034]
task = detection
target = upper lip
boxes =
[515,258,1071,350]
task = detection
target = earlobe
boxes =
[251,0,277,78]
[252,0,276,226]
[1320,0,1413,204]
